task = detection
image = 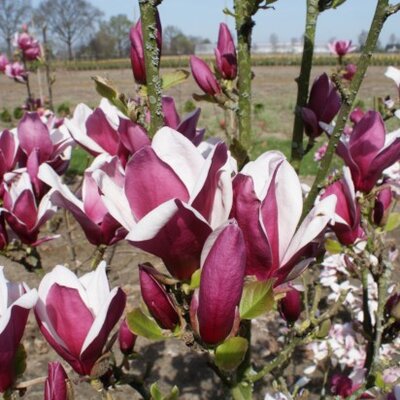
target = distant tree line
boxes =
[0,0,211,61]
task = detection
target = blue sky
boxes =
[33,1,400,45]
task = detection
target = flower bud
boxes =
[215,23,237,80]
[328,40,356,57]
[190,56,221,96]
[139,264,179,330]
[373,187,393,226]
[278,288,302,324]
[44,362,69,400]
[118,319,137,355]
[342,63,357,81]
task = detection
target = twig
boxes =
[290,0,320,172]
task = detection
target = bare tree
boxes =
[107,15,132,58]
[0,0,31,56]
[37,0,103,60]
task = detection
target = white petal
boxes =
[385,66,400,87]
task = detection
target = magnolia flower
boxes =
[385,66,400,97]
[190,221,246,345]
[321,167,365,245]
[95,127,233,280]
[215,23,237,80]
[301,73,341,139]
[15,32,41,61]
[38,159,126,246]
[0,54,8,73]
[118,319,136,355]
[328,40,356,57]
[0,267,37,392]
[279,287,302,324]
[44,362,69,400]
[373,187,393,226]
[35,262,126,376]
[5,62,26,83]
[190,56,221,96]
[162,96,205,145]
[231,151,336,285]
[1,172,57,245]
[64,100,150,165]
[0,129,20,182]
[313,142,328,162]
[337,110,400,192]
[342,63,357,81]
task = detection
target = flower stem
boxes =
[139,0,163,137]
[290,0,320,173]
[301,0,396,220]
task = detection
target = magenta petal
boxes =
[0,130,17,172]
[18,113,53,163]
[231,174,272,279]
[191,142,228,221]
[118,118,150,155]
[139,265,179,329]
[177,108,203,144]
[301,107,319,139]
[80,288,126,375]
[129,200,212,280]
[190,56,221,96]
[0,305,31,393]
[45,362,68,400]
[125,147,189,220]
[46,284,94,358]
[197,221,246,345]
[82,173,108,223]
[162,97,180,129]
[85,108,120,155]
[12,190,37,230]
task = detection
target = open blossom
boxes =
[328,40,356,57]
[162,96,205,145]
[35,262,126,376]
[0,54,8,72]
[15,32,42,61]
[231,151,336,285]
[38,158,126,246]
[5,62,26,83]
[190,56,221,96]
[215,23,237,80]
[94,127,233,280]
[64,99,150,165]
[0,267,38,392]
[190,221,246,345]
[301,73,341,139]
[337,110,400,192]
[1,172,57,245]
[321,167,365,245]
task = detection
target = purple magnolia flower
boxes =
[231,151,336,285]
[44,362,69,400]
[5,62,27,83]
[0,268,37,393]
[35,262,126,376]
[162,96,205,146]
[65,100,150,165]
[328,40,356,57]
[139,264,179,330]
[129,11,162,85]
[1,172,57,245]
[190,221,246,345]
[337,110,400,193]
[15,32,42,61]
[301,73,341,139]
[0,54,8,73]
[190,56,221,96]
[38,158,126,246]
[95,127,233,280]
[118,319,137,355]
[342,63,357,81]
[373,187,393,226]
[279,287,302,324]
[215,23,237,80]
[320,168,364,246]
[0,129,20,183]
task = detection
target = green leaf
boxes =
[324,238,342,254]
[384,212,400,232]
[126,308,166,340]
[231,381,253,400]
[215,337,248,372]
[150,382,180,400]
[92,76,118,99]
[162,69,190,90]
[239,280,275,319]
